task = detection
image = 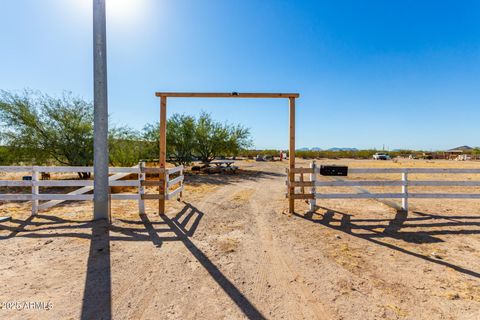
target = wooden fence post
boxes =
[31,166,38,215]
[159,96,167,215]
[179,167,183,200]
[138,161,145,214]
[309,161,316,212]
[288,97,296,214]
[165,170,170,201]
[402,171,408,212]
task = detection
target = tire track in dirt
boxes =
[247,176,332,320]
[116,181,252,319]
[200,170,332,319]
[115,170,332,319]
[111,220,179,319]
[110,192,218,317]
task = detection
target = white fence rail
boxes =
[287,161,480,212]
[0,163,184,215]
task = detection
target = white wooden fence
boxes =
[287,161,480,212]
[0,162,184,215]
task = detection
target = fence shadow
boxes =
[295,207,480,279]
[0,215,35,239]
[0,202,265,319]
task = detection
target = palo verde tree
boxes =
[0,90,94,178]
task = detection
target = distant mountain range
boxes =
[298,147,359,152]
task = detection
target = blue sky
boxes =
[0,0,479,150]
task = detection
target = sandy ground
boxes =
[1,159,480,319]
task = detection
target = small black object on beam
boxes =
[320,165,348,176]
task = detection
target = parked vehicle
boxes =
[373,153,391,160]
[255,154,266,161]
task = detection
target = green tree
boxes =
[109,126,147,167]
[167,114,196,165]
[0,91,94,178]
[141,122,160,160]
[194,112,251,163]
[142,114,198,165]
[142,112,252,165]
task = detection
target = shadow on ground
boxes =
[0,202,265,320]
[294,207,480,279]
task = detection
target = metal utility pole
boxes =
[93,0,109,220]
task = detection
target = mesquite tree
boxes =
[194,112,251,163]
[142,112,252,165]
[0,91,94,178]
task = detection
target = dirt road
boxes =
[1,160,480,319]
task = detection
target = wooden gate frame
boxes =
[155,92,299,215]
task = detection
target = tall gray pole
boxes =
[93,0,109,220]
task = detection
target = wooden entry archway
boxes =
[155,92,299,214]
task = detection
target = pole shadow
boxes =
[80,218,111,320]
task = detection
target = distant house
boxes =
[444,146,474,160]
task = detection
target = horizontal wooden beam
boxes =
[288,193,315,200]
[408,181,480,187]
[0,165,140,174]
[313,193,480,199]
[315,193,404,199]
[288,181,314,187]
[110,194,140,200]
[155,92,299,99]
[167,176,184,188]
[141,180,163,187]
[347,168,480,174]
[287,167,314,174]
[316,180,405,187]
[141,194,165,200]
[166,185,184,200]
[141,167,166,173]
[167,165,184,175]
[409,193,480,199]
[36,194,94,201]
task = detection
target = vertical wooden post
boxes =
[402,171,408,212]
[165,171,170,201]
[138,161,145,214]
[159,96,167,215]
[31,167,38,216]
[300,173,305,195]
[289,97,296,214]
[179,167,183,200]
[309,160,317,212]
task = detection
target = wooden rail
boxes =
[287,162,480,212]
[0,163,184,215]
[155,92,299,98]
